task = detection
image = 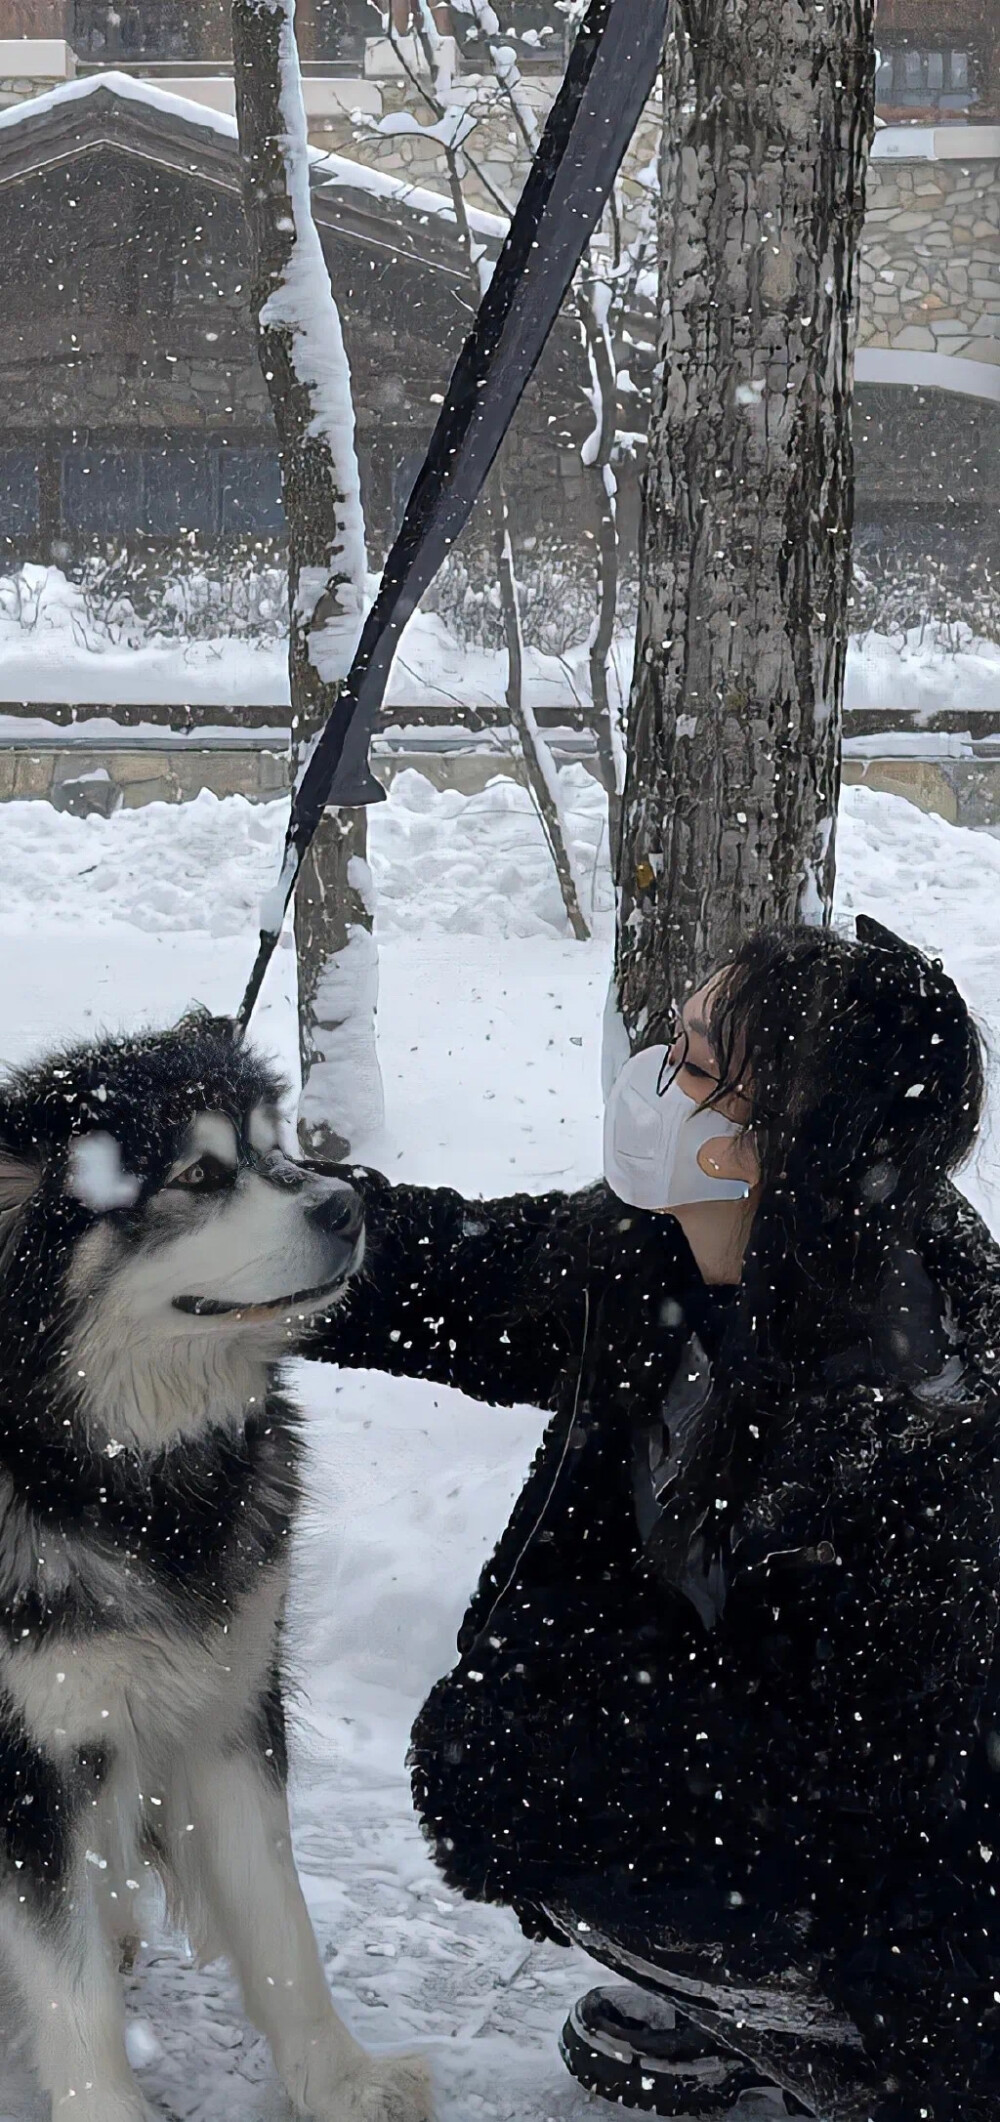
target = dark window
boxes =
[60,443,284,543]
[72,0,228,62]
[854,385,1000,513]
[0,451,40,539]
[62,448,143,536]
[144,447,217,537]
[876,43,980,111]
[452,0,570,71]
[301,0,371,68]
[220,448,285,537]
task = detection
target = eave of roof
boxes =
[0,71,503,281]
[0,72,653,396]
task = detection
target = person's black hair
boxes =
[711,916,983,1356]
[720,914,984,1193]
[647,916,986,1584]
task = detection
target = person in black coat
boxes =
[308,918,1000,2122]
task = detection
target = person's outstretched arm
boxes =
[305,1164,615,1412]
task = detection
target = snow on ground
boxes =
[0,765,613,948]
[0,771,998,2121]
[845,622,1000,724]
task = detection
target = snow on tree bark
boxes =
[295,840,384,1148]
[232,0,383,1155]
[617,0,877,1040]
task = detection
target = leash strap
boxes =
[239,0,668,1030]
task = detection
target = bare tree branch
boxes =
[397,5,591,940]
[495,500,591,940]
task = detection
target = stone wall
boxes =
[859,152,1000,365]
[311,82,1000,370]
[3,736,1000,829]
[0,158,271,436]
[307,69,661,219]
[0,741,291,814]
[0,75,59,98]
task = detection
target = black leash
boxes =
[238,0,668,1032]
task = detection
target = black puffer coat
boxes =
[310,1171,1000,2121]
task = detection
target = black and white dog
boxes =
[0,1017,432,2122]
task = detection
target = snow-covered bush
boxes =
[849,543,999,654]
[425,538,638,657]
[0,542,640,664]
[0,545,288,649]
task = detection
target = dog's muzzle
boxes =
[172,1181,365,1318]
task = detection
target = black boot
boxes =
[559,1985,813,2117]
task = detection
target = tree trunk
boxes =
[617,0,876,1042]
[294,809,382,1159]
[232,0,383,1154]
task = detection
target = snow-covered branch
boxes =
[234,0,366,696]
[233,0,383,1155]
[451,0,543,153]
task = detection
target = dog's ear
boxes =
[174,1006,238,1044]
[0,1148,40,1213]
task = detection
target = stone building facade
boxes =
[4,0,996,207]
[860,143,999,366]
[0,6,996,587]
[0,9,995,827]
[874,0,997,124]
[0,78,628,575]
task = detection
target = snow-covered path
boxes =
[0,772,998,2120]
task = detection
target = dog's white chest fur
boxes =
[2,1564,287,1768]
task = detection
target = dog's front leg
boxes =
[169,1746,433,2122]
[0,1871,152,2122]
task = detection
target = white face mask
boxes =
[603,1044,750,1212]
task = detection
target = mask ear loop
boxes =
[656,1014,686,1099]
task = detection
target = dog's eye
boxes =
[167,1155,233,1194]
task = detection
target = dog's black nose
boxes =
[306,1184,364,1245]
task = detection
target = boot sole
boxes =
[559,2006,792,2117]
[548,1908,877,2119]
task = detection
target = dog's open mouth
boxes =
[172,1276,349,1320]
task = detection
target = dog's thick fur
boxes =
[0,1019,431,2122]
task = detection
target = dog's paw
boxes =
[318,2051,434,2122]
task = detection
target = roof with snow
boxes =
[0,72,506,285]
